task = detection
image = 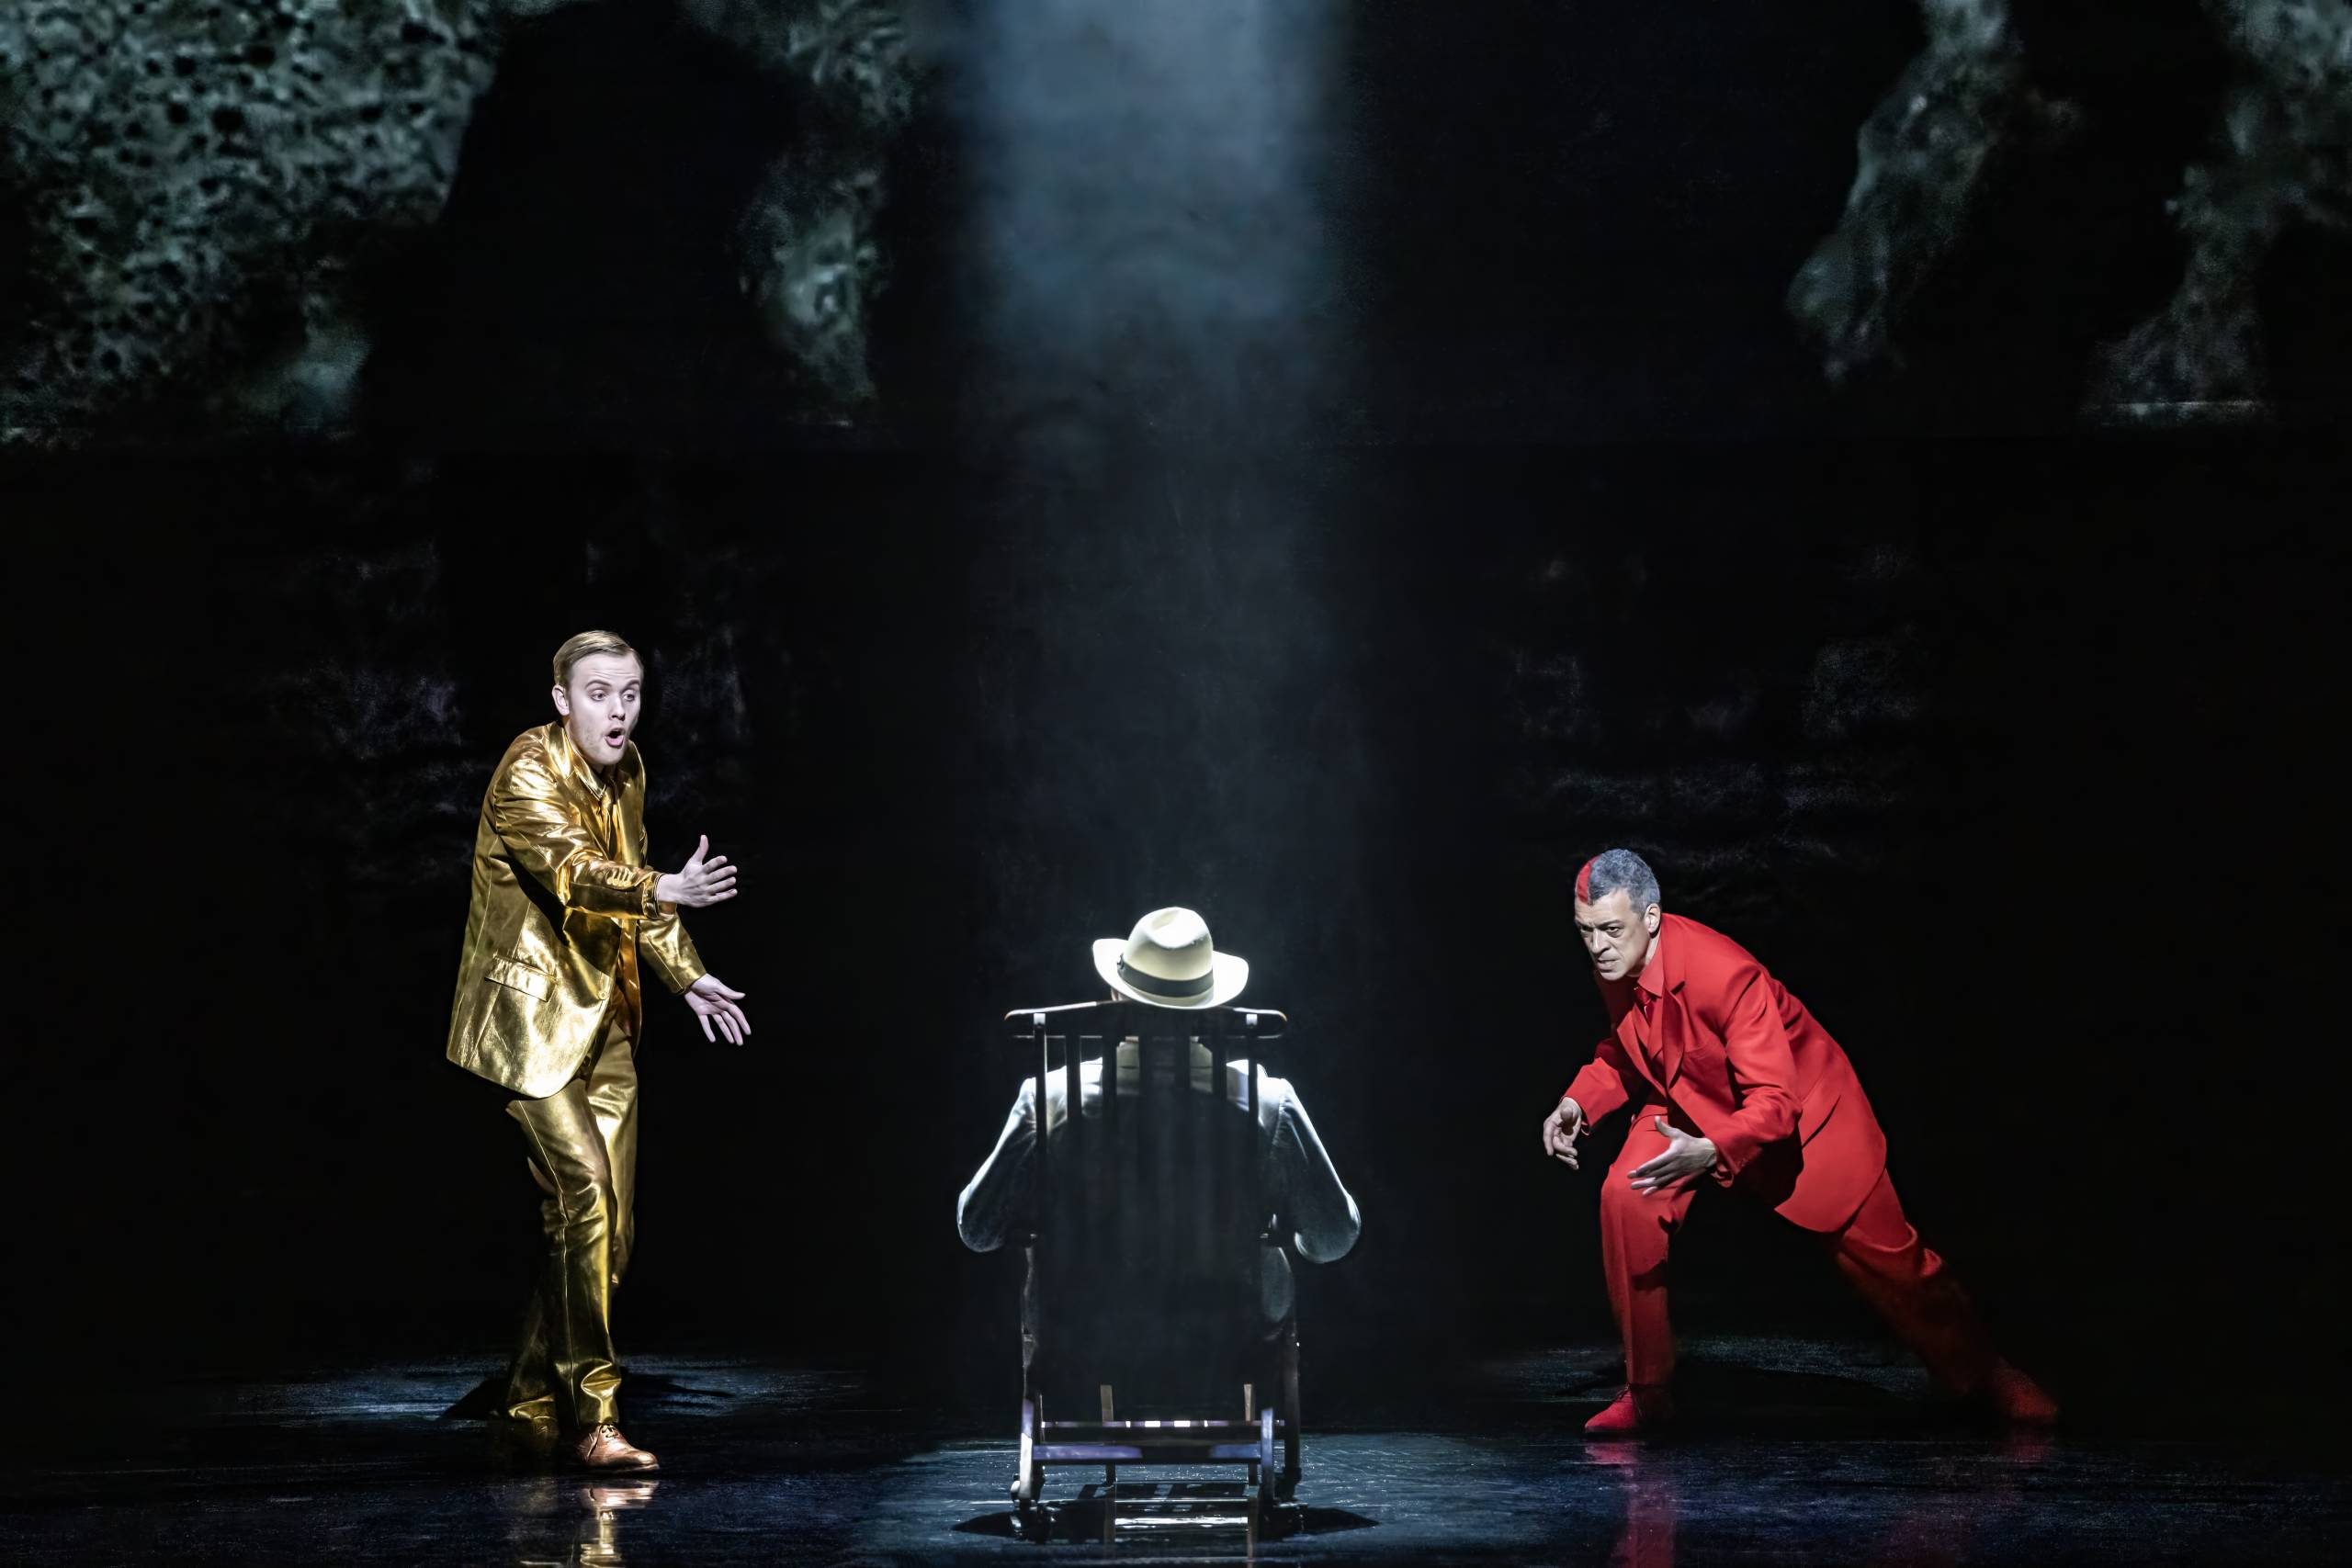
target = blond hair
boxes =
[551,629,640,689]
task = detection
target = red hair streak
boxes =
[1574,858,1595,903]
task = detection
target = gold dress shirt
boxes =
[446,723,704,1098]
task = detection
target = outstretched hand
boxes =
[1627,1117,1717,1195]
[684,973,751,1045]
[1541,1097,1588,1169]
[656,835,738,908]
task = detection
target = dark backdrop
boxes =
[8,0,2347,1436]
[15,435,2346,1429]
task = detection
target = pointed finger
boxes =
[698,1012,716,1043]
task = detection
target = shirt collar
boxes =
[1634,924,1670,1000]
[549,721,616,802]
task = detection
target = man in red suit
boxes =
[1540,849,2056,1435]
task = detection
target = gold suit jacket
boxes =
[446,723,705,1098]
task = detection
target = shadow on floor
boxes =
[953,1481,1380,1545]
[439,1369,742,1422]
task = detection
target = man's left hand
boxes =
[1627,1117,1716,1195]
[684,973,752,1045]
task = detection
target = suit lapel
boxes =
[549,723,619,856]
[1651,988,1687,1089]
[1645,921,1687,1089]
[1612,998,1679,1098]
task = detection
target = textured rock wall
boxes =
[1786,0,2049,387]
[688,0,913,411]
[2094,0,2352,412]
[1792,0,2352,420]
[0,0,914,446]
[0,1,501,443]
[1495,520,1930,940]
[200,477,792,896]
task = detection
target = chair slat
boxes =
[1003,999,1299,1506]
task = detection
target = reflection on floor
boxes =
[6,1337,2345,1564]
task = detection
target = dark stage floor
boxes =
[6,1337,2340,1565]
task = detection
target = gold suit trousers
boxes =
[502,1010,639,1429]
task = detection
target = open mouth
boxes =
[603,728,626,749]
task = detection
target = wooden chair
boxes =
[999,998,1303,1539]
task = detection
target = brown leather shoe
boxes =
[572,1422,659,1472]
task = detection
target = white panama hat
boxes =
[1091,907,1250,1010]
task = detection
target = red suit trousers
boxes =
[1599,1111,2001,1392]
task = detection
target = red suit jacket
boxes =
[1562,913,1888,1232]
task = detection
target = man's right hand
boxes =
[1542,1097,1587,1168]
[655,835,739,908]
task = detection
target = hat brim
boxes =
[1091,938,1250,1010]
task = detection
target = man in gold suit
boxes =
[447,629,753,1471]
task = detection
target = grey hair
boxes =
[1577,848,1660,912]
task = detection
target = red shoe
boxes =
[1584,1385,1675,1436]
[1984,1363,2059,1427]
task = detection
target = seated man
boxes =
[957,907,1361,1336]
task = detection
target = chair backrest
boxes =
[1008,1000,1289,1404]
